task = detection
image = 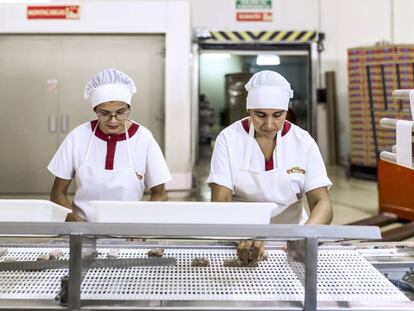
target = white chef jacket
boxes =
[48,120,171,190]
[207,118,332,197]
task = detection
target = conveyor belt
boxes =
[0,247,409,302]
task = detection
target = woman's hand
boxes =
[237,240,265,266]
[65,212,84,222]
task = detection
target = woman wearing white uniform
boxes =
[207,70,332,264]
[48,68,171,221]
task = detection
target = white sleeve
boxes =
[47,132,75,180]
[304,137,332,193]
[206,132,234,192]
[144,136,171,189]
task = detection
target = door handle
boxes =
[61,115,68,133]
[49,114,56,133]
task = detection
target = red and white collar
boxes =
[240,118,291,171]
[90,119,139,142]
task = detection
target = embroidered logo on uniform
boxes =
[287,167,306,174]
[136,173,143,180]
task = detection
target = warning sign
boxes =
[236,12,273,22]
[27,6,80,20]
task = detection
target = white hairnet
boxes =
[84,68,137,109]
[245,70,293,110]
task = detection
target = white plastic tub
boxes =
[0,199,71,222]
[89,201,276,224]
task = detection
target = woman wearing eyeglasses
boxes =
[48,68,171,221]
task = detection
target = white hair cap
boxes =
[245,70,293,110]
[84,68,137,109]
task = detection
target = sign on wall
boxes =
[27,5,80,20]
[235,0,273,22]
[236,12,272,22]
[236,0,272,10]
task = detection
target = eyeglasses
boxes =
[96,109,130,121]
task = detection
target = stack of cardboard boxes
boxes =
[348,45,414,170]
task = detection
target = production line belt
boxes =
[0,247,410,302]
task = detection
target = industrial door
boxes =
[0,36,60,193]
[57,35,165,146]
[0,35,165,194]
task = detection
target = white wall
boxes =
[0,0,192,190]
[394,0,414,43]
[192,0,399,165]
[192,0,319,31]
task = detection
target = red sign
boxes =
[236,12,272,22]
[27,5,80,20]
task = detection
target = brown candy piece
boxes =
[191,257,210,267]
[49,249,64,260]
[223,258,244,267]
[37,253,50,261]
[147,248,164,257]
[0,248,7,257]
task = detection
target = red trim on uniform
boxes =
[105,140,116,170]
[265,156,274,171]
[281,121,291,136]
[240,118,292,171]
[90,120,139,170]
[241,118,250,133]
[90,119,139,142]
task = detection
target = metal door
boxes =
[0,35,165,194]
[0,36,59,193]
[58,35,165,148]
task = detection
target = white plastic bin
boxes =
[89,201,276,224]
[0,199,70,222]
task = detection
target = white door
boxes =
[0,36,59,193]
[0,35,165,194]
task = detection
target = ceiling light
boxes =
[256,54,280,66]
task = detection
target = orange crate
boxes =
[378,159,414,220]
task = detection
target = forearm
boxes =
[211,192,231,202]
[149,184,167,201]
[149,190,167,201]
[50,177,82,221]
[305,199,333,224]
[210,183,232,202]
[50,191,72,210]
